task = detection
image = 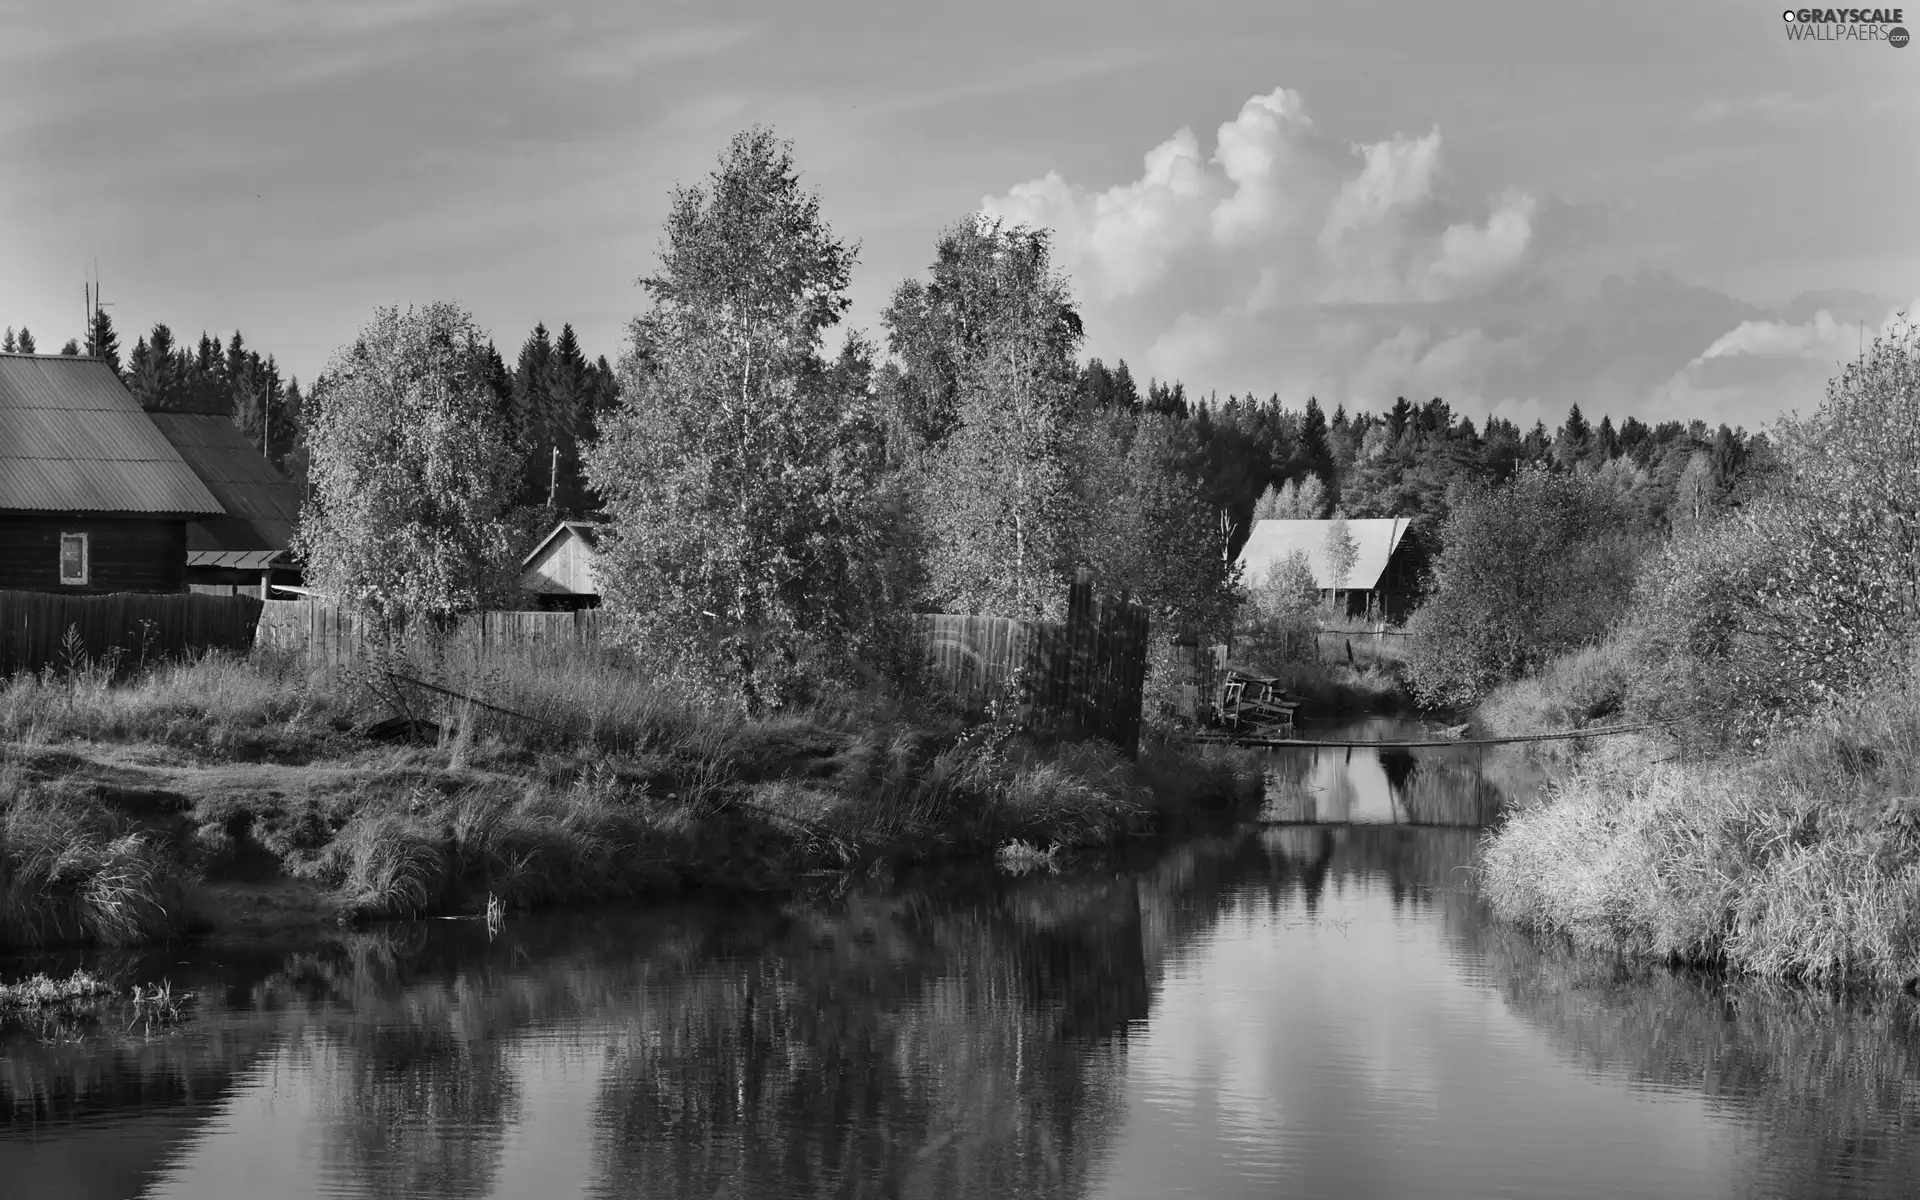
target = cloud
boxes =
[1650,296,1918,424]
[977,86,1873,428]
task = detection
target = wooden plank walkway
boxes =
[1188,722,1665,750]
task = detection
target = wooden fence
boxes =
[255,599,601,666]
[0,589,263,677]
[913,570,1151,756]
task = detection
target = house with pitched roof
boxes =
[142,395,304,599]
[1236,517,1422,619]
[0,353,225,592]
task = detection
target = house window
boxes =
[59,533,89,586]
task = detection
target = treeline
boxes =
[11,306,619,543]
[1126,382,1772,563]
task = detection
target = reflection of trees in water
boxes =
[1447,890,1920,1198]
[1260,743,1522,828]
[586,875,1152,1199]
[20,819,1911,1200]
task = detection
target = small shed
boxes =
[1236,517,1420,619]
[145,401,305,599]
[518,521,600,610]
[0,354,224,593]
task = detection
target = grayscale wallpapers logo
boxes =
[1781,7,1911,43]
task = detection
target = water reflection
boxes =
[2,805,1917,1197]
[1259,718,1536,827]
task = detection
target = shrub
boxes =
[1408,465,1644,708]
[1480,684,1920,988]
[1623,322,1920,739]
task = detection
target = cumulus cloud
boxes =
[977,86,1873,429]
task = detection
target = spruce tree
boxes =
[87,309,121,375]
[13,328,32,354]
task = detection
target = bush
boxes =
[1408,466,1644,709]
[1480,684,1920,988]
[1624,323,1920,739]
[1477,641,1635,739]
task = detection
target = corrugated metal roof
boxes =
[1237,518,1412,592]
[145,413,302,552]
[0,354,224,515]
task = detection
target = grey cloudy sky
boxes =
[3,0,1914,428]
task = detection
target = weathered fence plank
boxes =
[0,589,262,676]
[909,570,1152,756]
[256,599,602,667]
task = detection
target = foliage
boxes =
[898,217,1085,619]
[1481,683,1920,988]
[508,322,619,517]
[586,128,896,709]
[1407,465,1643,708]
[1322,514,1358,593]
[1625,322,1920,737]
[1252,474,1328,520]
[296,302,524,629]
[1073,411,1241,637]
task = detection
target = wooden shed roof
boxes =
[0,354,224,516]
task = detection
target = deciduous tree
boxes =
[296,302,524,627]
[587,127,896,707]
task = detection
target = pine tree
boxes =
[546,323,592,513]
[13,328,32,354]
[87,309,121,375]
[1555,403,1593,467]
[512,323,555,504]
[59,339,80,356]
[129,324,182,409]
[2,328,13,353]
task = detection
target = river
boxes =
[3,720,1917,1198]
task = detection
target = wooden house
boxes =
[517,521,600,610]
[143,398,304,600]
[0,354,224,593]
[1236,517,1421,619]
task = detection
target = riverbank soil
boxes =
[0,654,1265,949]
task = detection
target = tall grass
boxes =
[0,767,195,947]
[0,650,340,757]
[1480,684,1920,988]
[1476,639,1635,739]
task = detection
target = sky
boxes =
[2,0,1915,431]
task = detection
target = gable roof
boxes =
[1236,518,1412,591]
[519,520,599,568]
[0,354,223,515]
[144,412,301,557]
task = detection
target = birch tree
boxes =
[894,218,1084,619]
[586,127,896,707]
[296,302,523,627]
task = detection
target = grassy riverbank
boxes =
[1479,682,1920,990]
[0,649,1263,949]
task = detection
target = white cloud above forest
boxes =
[978,87,1883,430]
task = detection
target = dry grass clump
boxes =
[1480,685,1920,988]
[1477,640,1635,741]
[0,771,195,948]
